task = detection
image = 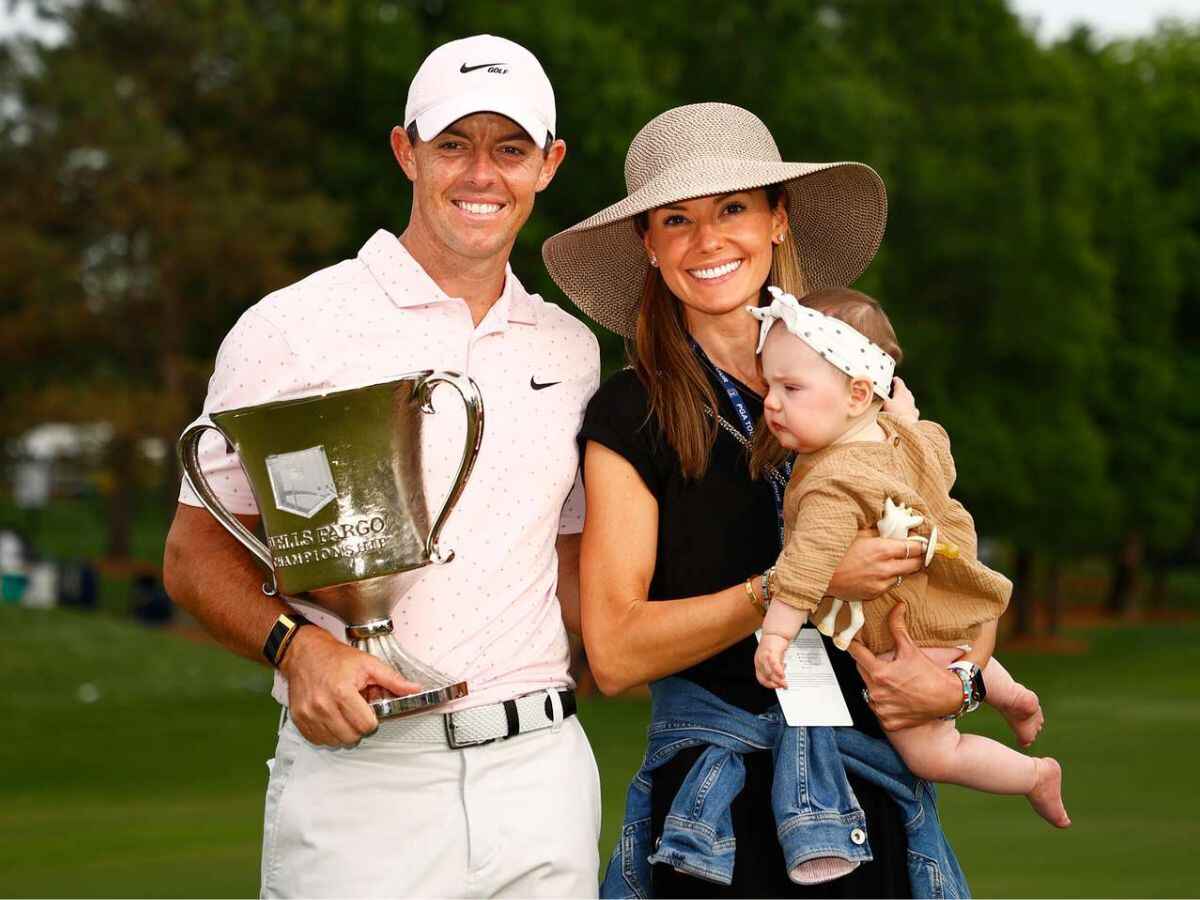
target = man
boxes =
[163,34,601,898]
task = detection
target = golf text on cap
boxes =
[460,62,508,74]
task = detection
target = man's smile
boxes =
[453,199,506,217]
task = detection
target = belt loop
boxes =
[546,688,564,732]
[503,699,520,738]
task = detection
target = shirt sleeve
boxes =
[177,308,305,514]
[577,369,666,499]
[558,469,585,534]
[773,476,882,613]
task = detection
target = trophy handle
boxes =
[178,417,278,595]
[415,372,485,565]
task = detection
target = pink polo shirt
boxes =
[179,229,600,711]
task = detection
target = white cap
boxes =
[405,35,556,147]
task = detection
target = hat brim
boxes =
[411,91,551,147]
[542,158,887,337]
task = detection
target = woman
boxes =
[543,103,971,898]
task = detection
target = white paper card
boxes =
[756,627,853,726]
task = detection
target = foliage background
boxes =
[3,1,1200,897]
[5,0,1200,618]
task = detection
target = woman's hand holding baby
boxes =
[883,376,919,422]
[848,603,962,730]
[828,530,924,601]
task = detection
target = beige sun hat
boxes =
[542,102,888,338]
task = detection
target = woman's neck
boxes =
[686,304,765,394]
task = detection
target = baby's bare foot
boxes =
[997,686,1043,747]
[1028,757,1070,828]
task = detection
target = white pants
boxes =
[260,712,601,898]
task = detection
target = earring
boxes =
[648,253,658,267]
[773,233,785,245]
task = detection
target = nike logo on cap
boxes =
[460,62,507,73]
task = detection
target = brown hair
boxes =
[630,185,808,479]
[749,286,903,477]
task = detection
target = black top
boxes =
[579,365,910,898]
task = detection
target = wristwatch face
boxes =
[971,666,987,703]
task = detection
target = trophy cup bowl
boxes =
[178,371,484,719]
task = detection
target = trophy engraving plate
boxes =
[267,514,394,569]
[266,445,337,519]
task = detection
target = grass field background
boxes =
[2,605,1198,897]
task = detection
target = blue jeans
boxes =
[601,677,969,899]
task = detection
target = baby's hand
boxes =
[884,377,919,422]
[755,633,791,689]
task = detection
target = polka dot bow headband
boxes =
[748,286,895,400]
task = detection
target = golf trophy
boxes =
[178,371,484,719]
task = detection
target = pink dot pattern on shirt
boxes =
[178,229,600,711]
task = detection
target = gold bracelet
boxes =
[744,577,766,615]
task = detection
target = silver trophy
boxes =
[178,371,484,718]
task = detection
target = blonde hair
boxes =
[631,185,808,479]
[749,287,903,477]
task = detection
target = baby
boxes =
[749,286,1069,829]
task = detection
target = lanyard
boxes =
[689,337,792,548]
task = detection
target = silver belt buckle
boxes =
[443,710,497,749]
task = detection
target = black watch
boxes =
[263,611,313,668]
[946,661,986,716]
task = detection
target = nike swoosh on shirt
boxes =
[530,377,561,391]
[460,62,505,73]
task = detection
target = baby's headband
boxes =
[747,286,896,400]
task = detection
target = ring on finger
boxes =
[862,687,872,705]
[894,574,904,588]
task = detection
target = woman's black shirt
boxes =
[579,366,910,898]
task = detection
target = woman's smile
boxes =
[687,258,744,284]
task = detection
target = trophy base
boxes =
[349,622,469,720]
[368,681,470,720]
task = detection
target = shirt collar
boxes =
[358,229,538,326]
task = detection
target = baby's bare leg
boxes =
[916,648,1044,746]
[887,718,1069,827]
[879,647,1069,827]
[981,657,1044,747]
[887,718,1032,791]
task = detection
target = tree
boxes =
[0,0,347,556]
[1049,28,1196,617]
[834,0,1118,630]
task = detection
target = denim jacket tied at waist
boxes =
[600,676,969,899]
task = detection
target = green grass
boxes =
[2,607,1199,897]
[0,608,276,897]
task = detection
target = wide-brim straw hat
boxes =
[542,102,888,338]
